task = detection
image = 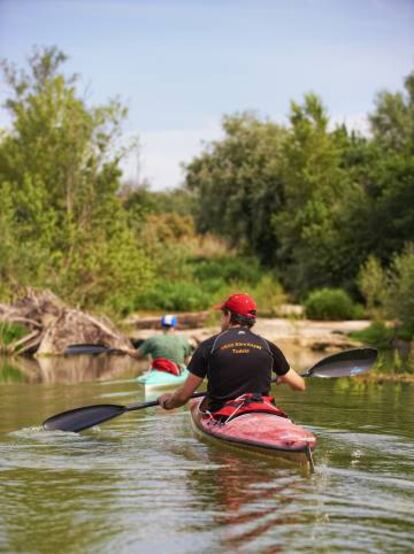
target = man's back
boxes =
[157,293,305,413]
[188,327,289,410]
[139,334,191,367]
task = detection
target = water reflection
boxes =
[0,340,324,386]
[184,441,315,553]
[0,354,147,384]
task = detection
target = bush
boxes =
[304,288,363,320]
[385,244,414,335]
[135,281,212,311]
[134,270,287,315]
[358,255,387,317]
[0,322,28,347]
[248,275,287,316]
[349,321,394,349]
[192,256,263,285]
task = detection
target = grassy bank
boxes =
[349,321,414,378]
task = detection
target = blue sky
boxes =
[1,0,413,188]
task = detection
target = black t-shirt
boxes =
[187,327,290,411]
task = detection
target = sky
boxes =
[1,0,413,189]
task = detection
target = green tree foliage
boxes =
[274,94,353,293]
[338,144,414,272]
[340,72,414,269]
[0,322,28,347]
[2,46,413,320]
[358,245,414,339]
[185,112,286,264]
[370,72,414,154]
[0,46,153,312]
[121,183,195,221]
[385,244,414,334]
[357,255,386,315]
[184,71,414,302]
[304,288,362,321]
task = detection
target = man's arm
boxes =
[133,338,151,360]
[268,341,305,391]
[277,368,306,391]
[158,373,204,410]
[134,348,145,360]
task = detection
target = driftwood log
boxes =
[0,288,136,356]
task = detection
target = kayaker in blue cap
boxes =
[158,293,305,410]
[135,315,192,376]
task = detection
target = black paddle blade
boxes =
[305,347,378,378]
[42,404,126,433]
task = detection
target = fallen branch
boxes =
[0,288,136,356]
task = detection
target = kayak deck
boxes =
[190,398,316,467]
[136,368,189,389]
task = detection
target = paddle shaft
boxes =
[125,390,206,412]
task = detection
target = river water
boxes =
[1,351,413,554]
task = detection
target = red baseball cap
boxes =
[215,293,257,318]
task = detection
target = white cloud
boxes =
[330,113,371,135]
[121,121,223,190]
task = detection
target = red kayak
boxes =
[190,397,316,468]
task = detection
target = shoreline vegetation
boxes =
[0,47,413,380]
[0,290,413,382]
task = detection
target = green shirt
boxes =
[138,334,192,367]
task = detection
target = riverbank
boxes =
[129,316,414,383]
[129,316,371,351]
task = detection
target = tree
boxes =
[273,94,353,294]
[0,46,153,312]
[182,73,414,300]
[338,71,414,273]
[120,183,196,230]
[370,70,414,154]
[185,112,286,264]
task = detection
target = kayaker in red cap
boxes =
[158,293,305,411]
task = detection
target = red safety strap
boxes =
[211,393,288,421]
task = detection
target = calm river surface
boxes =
[1,351,413,554]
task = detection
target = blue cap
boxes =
[161,314,177,328]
